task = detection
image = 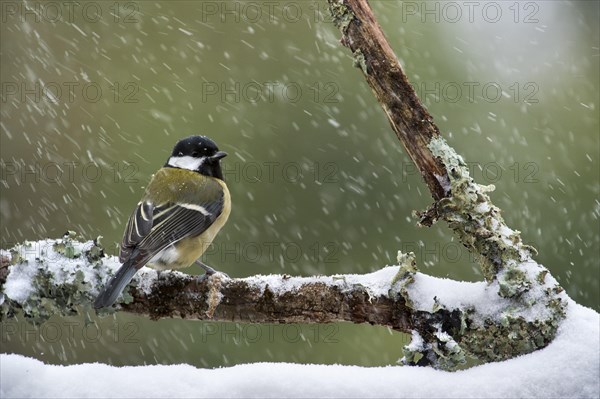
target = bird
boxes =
[94,135,231,308]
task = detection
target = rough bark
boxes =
[117,272,415,328]
[327,0,449,201]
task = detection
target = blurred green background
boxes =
[1,1,598,368]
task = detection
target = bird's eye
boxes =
[191,151,199,157]
[178,151,183,156]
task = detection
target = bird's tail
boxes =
[94,260,138,308]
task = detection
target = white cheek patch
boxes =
[168,155,205,171]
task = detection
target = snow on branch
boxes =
[0,235,415,328]
[1,233,567,370]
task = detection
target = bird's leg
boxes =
[195,260,217,275]
[194,260,230,283]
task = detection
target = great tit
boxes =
[94,135,231,308]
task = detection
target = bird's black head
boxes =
[165,135,227,180]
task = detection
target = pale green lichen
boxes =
[327,0,355,33]
[3,265,92,324]
[389,137,568,368]
[352,49,368,74]
[52,230,79,259]
[426,135,565,303]
[391,252,467,370]
[401,325,467,370]
[390,251,417,307]
[400,330,424,365]
[416,136,567,363]
[498,266,531,298]
[1,233,108,323]
[432,324,467,369]
[427,136,536,292]
[536,269,548,284]
[9,247,25,265]
[459,312,562,361]
[432,296,445,313]
[392,251,418,283]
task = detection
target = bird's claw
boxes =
[194,260,229,283]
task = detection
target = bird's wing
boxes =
[119,174,224,268]
[119,201,153,263]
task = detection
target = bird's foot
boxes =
[195,260,217,275]
[194,260,230,280]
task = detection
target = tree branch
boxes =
[321,0,567,366]
[326,0,564,288]
[0,238,422,329]
[328,0,449,201]
[114,269,415,329]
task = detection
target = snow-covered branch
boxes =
[0,236,414,329]
[0,234,567,370]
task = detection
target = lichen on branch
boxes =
[428,137,537,284]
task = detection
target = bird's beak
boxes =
[212,151,228,161]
